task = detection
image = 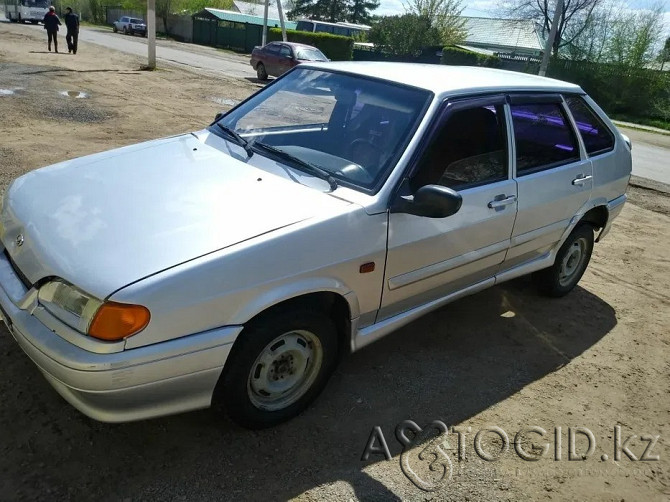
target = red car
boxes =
[250,42,329,80]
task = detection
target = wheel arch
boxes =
[227,282,360,362]
[579,204,608,231]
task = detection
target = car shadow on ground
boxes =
[244,76,270,86]
[0,278,617,500]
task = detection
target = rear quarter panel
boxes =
[583,95,632,205]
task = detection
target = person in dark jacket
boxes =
[64,7,79,54]
[42,6,61,53]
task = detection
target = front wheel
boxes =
[214,309,339,429]
[256,62,268,81]
[534,224,594,297]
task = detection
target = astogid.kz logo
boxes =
[361,421,661,492]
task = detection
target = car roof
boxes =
[298,62,583,95]
[272,42,321,50]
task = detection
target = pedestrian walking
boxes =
[43,6,61,53]
[64,7,79,54]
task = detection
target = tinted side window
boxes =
[565,96,615,156]
[511,103,580,175]
[265,43,280,54]
[279,45,291,57]
[412,104,508,191]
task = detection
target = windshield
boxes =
[216,68,431,191]
[295,48,327,61]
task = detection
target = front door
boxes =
[379,96,517,321]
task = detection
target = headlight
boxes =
[38,280,150,341]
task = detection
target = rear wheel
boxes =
[123,26,128,35]
[113,25,118,33]
[256,62,268,81]
[214,309,339,429]
[534,224,594,297]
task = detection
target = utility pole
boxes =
[276,0,287,41]
[262,0,287,46]
[538,0,564,77]
[262,0,269,46]
[147,0,156,69]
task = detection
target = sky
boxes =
[375,0,670,39]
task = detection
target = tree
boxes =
[404,0,465,44]
[288,0,352,22]
[658,37,670,70]
[562,1,616,61]
[349,0,379,24]
[606,4,664,69]
[368,13,442,56]
[501,0,603,55]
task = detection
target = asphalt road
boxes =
[625,135,670,185]
[11,21,256,79]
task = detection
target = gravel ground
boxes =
[0,21,669,502]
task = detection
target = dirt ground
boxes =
[1,22,669,502]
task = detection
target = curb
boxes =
[613,121,670,136]
[629,175,670,195]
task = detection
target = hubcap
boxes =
[558,237,588,287]
[247,330,323,411]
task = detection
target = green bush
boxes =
[546,59,670,123]
[441,46,501,68]
[267,28,353,61]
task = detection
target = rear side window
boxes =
[565,96,615,156]
[511,103,580,175]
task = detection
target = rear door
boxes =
[380,96,517,320]
[503,94,592,269]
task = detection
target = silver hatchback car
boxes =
[0,63,631,428]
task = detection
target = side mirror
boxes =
[392,184,462,218]
[214,112,223,122]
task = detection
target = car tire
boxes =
[113,25,118,33]
[123,27,128,35]
[214,309,339,429]
[256,62,268,81]
[534,224,594,297]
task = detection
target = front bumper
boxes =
[0,251,241,422]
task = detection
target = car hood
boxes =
[1,134,350,299]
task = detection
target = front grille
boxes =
[3,249,32,289]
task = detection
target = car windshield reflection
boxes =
[216,68,432,191]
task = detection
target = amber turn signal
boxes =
[88,302,151,341]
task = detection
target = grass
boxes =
[610,114,670,132]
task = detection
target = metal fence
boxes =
[193,17,263,53]
[105,7,145,25]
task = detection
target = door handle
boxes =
[488,195,517,209]
[572,175,593,186]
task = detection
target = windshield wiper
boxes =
[215,123,253,158]
[252,142,337,191]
